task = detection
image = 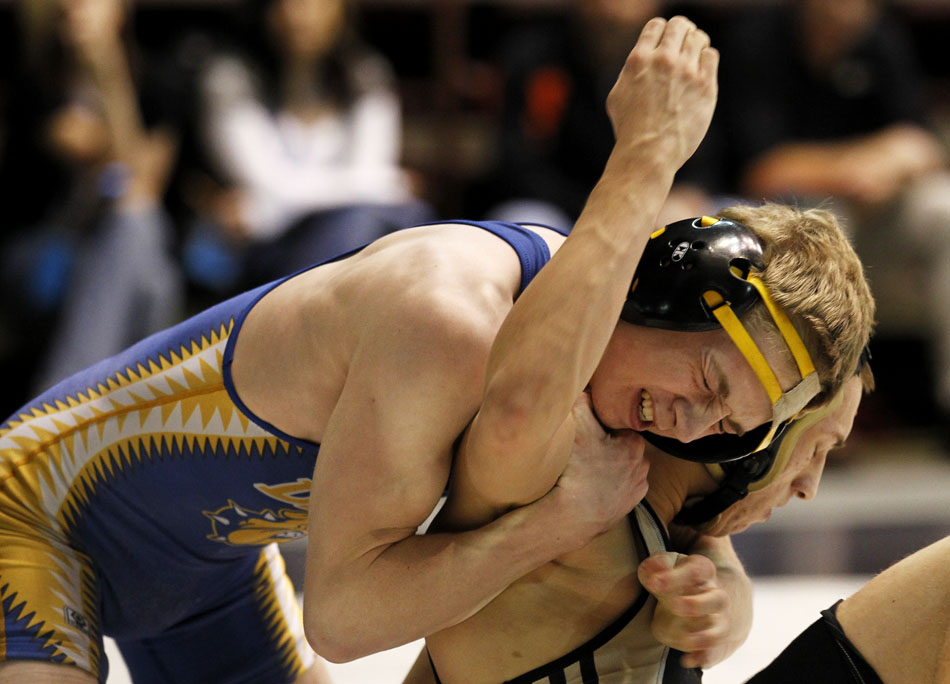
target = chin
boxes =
[588,394,620,431]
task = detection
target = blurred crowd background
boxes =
[0,0,948,579]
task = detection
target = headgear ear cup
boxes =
[621,217,765,331]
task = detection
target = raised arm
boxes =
[456,16,718,509]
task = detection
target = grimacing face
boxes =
[702,376,864,536]
[588,321,803,445]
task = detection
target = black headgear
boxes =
[621,217,765,331]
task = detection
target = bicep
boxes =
[306,323,488,569]
[308,386,454,566]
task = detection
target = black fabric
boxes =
[744,600,884,684]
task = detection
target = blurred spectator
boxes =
[0,0,186,398]
[665,0,950,432]
[189,0,433,292]
[471,0,663,229]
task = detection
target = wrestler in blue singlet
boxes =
[0,221,559,683]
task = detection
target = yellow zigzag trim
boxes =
[0,322,233,434]
[252,549,307,676]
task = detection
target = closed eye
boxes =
[702,371,728,435]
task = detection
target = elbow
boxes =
[479,381,552,451]
[304,612,363,664]
[304,594,380,664]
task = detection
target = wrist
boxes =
[589,148,677,223]
[496,490,593,565]
[603,136,680,186]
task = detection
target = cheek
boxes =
[748,487,784,510]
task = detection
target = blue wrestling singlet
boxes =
[0,220,562,683]
[430,502,702,684]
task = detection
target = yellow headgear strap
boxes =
[701,275,820,453]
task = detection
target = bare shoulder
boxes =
[231,221,559,441]
[340,222,535,336]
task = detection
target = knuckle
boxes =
[690,554,716,576]
[707,591,729,612]
[653,52,677,71]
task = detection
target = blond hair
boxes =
[717,203,875,409]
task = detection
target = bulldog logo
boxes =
[204,477,312,546]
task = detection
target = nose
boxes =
[670,397,727,443]
[791,452,827,501]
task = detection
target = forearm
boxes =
[81,40,177,209]
[305,492,583,662]
[468,15,717,477]
[743,125,947,202]
[741,142,858,199]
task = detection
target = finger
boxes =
[680,651,707,669]
[682,616,727,651]
[635,17,668,50]
[668,588,729,618]
[664,554,718,595]
[643,554,716,598]
[699,45,720,81]
[573,391,595,415]
[652,614,721,657]
[572,392,607,437]
[681,26,711,63]
[654,611,717,639]
[638,552,682,594]
[613,429,647,455]
[661,616,724,650]
[657,15,696,54]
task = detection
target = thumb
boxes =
[638,551,686,595]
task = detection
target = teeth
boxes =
[639,390,654,423]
